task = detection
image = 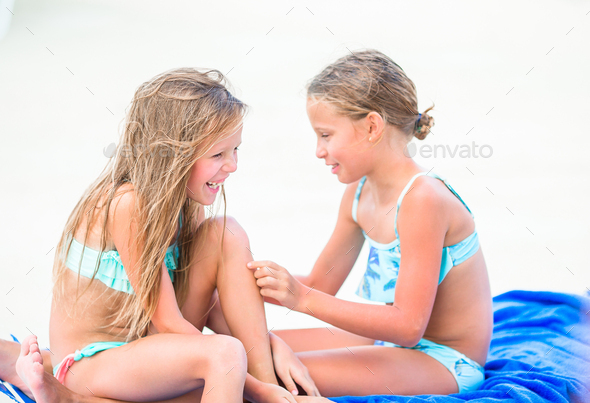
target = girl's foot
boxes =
[0,337,33,397]
[15,335,73,403]
[295,397,333,402]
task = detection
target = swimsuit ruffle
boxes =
[64,238,179,295]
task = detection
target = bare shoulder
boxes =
[412,174,474,215]
[105,183,137,245]
[402,174,475,242]
[396,175,451,235]
[70,183,136,250]
[108,183,136,215]
[402,175,448,210]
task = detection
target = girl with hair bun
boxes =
[249,49,492,397]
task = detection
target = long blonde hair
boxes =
[307,49,434,140]
[52,68,247,341]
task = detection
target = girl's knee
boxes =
[210,216,249,249]
[202,334,247,372]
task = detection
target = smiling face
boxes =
[306,99,375,184]
[186,126,242,205]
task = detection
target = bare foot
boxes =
[15,335,73,403]
[0,338,32,397]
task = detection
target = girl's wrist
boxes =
[298,285,313,314]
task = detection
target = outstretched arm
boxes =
[264,181,365,305]
[249,182,447,347]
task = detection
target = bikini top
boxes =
[63,212,182,295]
[352,172,480,303]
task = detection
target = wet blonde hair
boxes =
[52,68,247,341]
[307,49,434,140]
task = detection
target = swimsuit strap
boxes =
[351,177,367,223]
[393,172,429,239]
[394,171,475,239]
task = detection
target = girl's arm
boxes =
[110,190,200,335]
[250,181,447,347]
[264,182,365,305]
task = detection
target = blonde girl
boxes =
[3,68,325,403]
[248,50,493,397]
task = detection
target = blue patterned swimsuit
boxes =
[352,171,485,393]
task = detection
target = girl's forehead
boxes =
[307,99,336,119]
[213,126,243,147]
[307,100,344,130]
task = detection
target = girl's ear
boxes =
[366,111,385,142]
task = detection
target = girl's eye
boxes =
[234,147,239,151]
[321,133,330,138]
[212,153,222,158]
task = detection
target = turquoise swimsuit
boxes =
[352,171,485,393]
[64,236,180,294]
[53,214,182,380]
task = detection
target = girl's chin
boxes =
[335,172,363,185]
[186,193,216,205]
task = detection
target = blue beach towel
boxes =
[1,290,589,402]
[329,290,590,402]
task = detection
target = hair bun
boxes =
[414,107,435,140]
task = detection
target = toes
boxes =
[20,335,36,357]
[31,351,43,365]
[30,342,40,355]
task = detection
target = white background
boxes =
[1,0,589,348]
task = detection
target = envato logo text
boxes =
[403,141,493,159]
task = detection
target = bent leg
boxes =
[13,335,209,403]
[272,328,374,353]
[180,217,277,385]
[62,333,246,402]
[295,345,458,397]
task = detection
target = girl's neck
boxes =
[363,145,426,206]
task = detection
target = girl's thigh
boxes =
[272,328,374,353]
[296,345,458,397]
[63,333,245,402]
[150,389,203,403]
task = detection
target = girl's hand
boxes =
[247,261,310,309]
[269,333,321,397]
[254,381,297,403]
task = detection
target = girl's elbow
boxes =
[403,331,423,347]
[389,321,425,347]
[405,321,428,346]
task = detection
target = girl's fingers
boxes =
[259,288,281,302]
[256,276,279,289]
[277,371,298,397]
[250,266,281,280]
[291,370,320,397]
[247,260,282,272]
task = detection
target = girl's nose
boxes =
[316,142,327,159]
[224,154,238,173]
